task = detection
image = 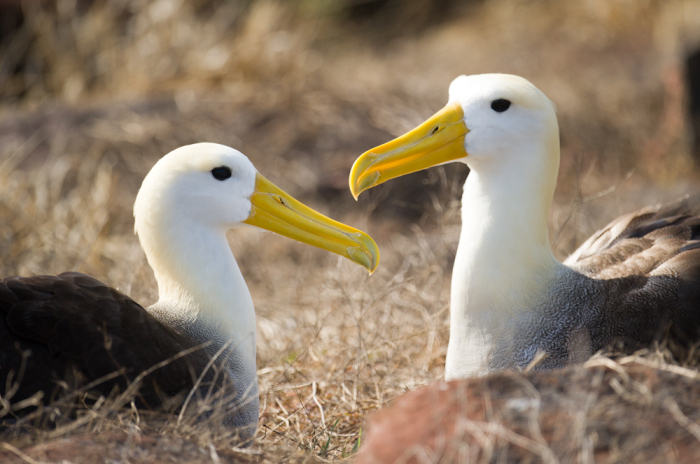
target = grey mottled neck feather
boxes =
[147,303,259,436]
[493,195,700,371]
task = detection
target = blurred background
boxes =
[2,0,700,458]
[2,0,700,232]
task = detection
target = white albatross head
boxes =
[134,143,258,232]
[349,74,560,197]
[135,143,379,274]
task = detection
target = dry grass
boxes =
[2,0,700,462]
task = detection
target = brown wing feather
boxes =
[565,195,700,277]
[0,272,211,417]
[563,195,700,352]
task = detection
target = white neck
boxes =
[445,141,562,379]
[138,218,257,365]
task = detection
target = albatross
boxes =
[350,74,700,379]
[0,142,378,442]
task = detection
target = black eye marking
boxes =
[211,166,232,181]
[491,99,511,113]
[431,126,440,135]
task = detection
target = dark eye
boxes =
[491,99,511,112]
[211,166,232,181]
[431,126,440,135]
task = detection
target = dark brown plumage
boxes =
[0,272,215,420]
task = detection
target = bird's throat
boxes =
[141,223,257,364]
[445,165,561,379]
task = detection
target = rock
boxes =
[355,357,700,464]
[0,431,253,464]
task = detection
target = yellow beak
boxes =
[244,173,379,273]
[349,102,468,199]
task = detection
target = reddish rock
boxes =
[0,431,254,464]
[355,359,700,464]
